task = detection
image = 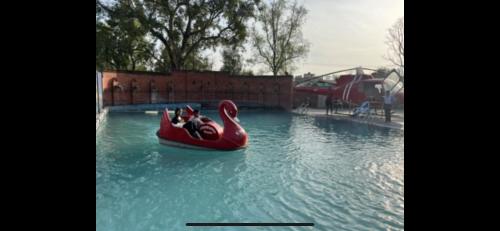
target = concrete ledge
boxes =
[96,108,109,132]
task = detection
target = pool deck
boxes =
[292,108,404,130]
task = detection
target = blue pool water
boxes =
[96,111,404,231]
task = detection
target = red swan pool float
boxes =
[156,100,248,150]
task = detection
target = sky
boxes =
[210,0,404,76]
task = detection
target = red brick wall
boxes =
[102,70,294,110]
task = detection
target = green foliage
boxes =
[97,0,257,71]
[96,1,153,71]
[220,47,243,75]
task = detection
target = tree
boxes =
[153,45,212,72]
[96,1,154,71]
[220,47,243,75]
[385,17,404,69]
[98,0,256,71]
[152,46,172,72]
[184,51,213,71]
[251,0,309,76]
[241,69,254,76]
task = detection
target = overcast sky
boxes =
[211,0,404,76]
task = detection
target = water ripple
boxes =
[97,111,404,231]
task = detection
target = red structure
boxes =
[293,69,404,109]
[102,70,294,110]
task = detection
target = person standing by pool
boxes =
[325,94,333,115]
[383,90,395,122]
[333,97,340,114]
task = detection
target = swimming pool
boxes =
[96,111,404,231]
